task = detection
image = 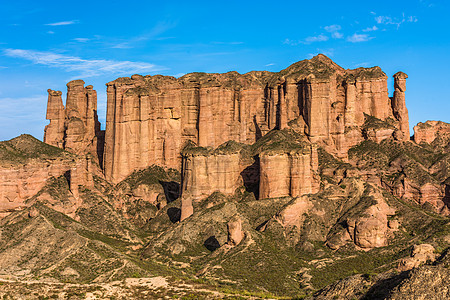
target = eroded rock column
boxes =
[392,72,410,140]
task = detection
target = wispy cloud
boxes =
[47,31,55,34]
[211,41,244,45]
[265,63,275,66]
[324,24,344,39]
[374,13,418,28]
[45,20,78,26]
[332,32,344,39]
[111,21,177,49]
[284,33,329,46]
[73,38,90,43]
[346,33,373,43]
[324,25,341,32]
[305,34,329,43]
[3,49,166,78]
[353,62,371,68]
[363,26,378,32]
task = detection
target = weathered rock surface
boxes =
[414,120,450,144]
[259,146,319,199]
[397,244,437,271]
[181,142,243,201]
[44,80,104,165]
[91,55,410,182]
[227,214,244,246]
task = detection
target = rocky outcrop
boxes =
[392,72,410,141]
[0,135,104,218]
[259,145,319,199]
[397,244,437,272]
[326,186,397,250]
[181,143,243,201]
[44,80,104,165]
[180,194,193,221]
[0,159,71,218]
[227,215,244,246]
[92,55,410,182]
[413,120,450,144]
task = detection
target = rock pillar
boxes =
[393,72,410,141]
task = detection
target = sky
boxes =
[0,0,449,141]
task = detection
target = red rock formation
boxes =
[227,215,244,246]
[69,156,95,199]
[0,159,71,218]
[180,194,193,221]
[97,55,409,182]
[181,148,242,201]
[413,120,450,144]
[44,90,65,148]
[392,72,410,141]
[44,80,104,165]
[397,244,437,271]
[327,187,397,249]
[259,145,319,199]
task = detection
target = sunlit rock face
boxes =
[92,54,409,183]
[414,120,450,144]
[44,80,104,166]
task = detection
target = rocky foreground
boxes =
[0,55,449,299]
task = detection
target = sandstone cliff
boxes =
[0,135,101,218]
[413,120,450,144]
[94,54,410,183]
[44,80,104,166]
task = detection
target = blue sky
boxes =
[0,0,449,141]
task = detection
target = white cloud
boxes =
[265,63,275,66]
[3,49,165,78]
[211,41,244,45]
[45,20,78,26]
[324,24,343,39]
[284,33,332,45]
[283,38,300,46]
[363,26,378,32]
[324,25,341,32]
[374,14,418,28]
[73,38,90,43]
[110,21,177,49]
[346,33,373,43]
[47,31,55,34]
[305,34,329,43]
[332,31,344,39]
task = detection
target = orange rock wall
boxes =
[0,159,70,217]
[181,153,242,201]
[259,146,319,199]
[44,80,104,165]
[413,121,450,144]
[45,56,410,183]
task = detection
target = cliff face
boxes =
[44,80,104,166]
[97,55,409,183]
[0,134,103,218]
[259,146,319,199]
[413,120,450,144]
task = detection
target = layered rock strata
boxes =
[44,80,104,165]
[259,145,319,199]
[413,120,450,144]
[97,55,409,182]
[392,72,410,140]
[0,159,70,217]
[181,142,244,201]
